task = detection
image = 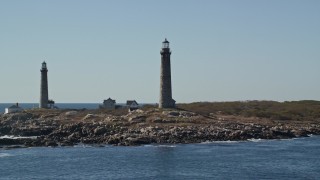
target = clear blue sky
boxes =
[0,0,319,103]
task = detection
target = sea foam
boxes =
[0,135,37,139]
[0,153,12,158]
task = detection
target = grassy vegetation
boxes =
[178,100,320,121]
[21,101,320,122]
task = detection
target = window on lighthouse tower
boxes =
[162,39,169,49]
[42,62,47,69]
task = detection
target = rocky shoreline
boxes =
[1,108,320,148]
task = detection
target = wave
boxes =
[247,138,267,142]
[73,144,95,148]
[144,144,177,148]
[0,153,12,158]
[0,135,37,139]
[200,140,240,144]
[247,138,296,142]
[279,138,296,141]
[158,145,176,148]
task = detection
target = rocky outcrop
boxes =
[1,109,319,148]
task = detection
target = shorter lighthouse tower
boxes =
[159,39,175,108]
[40,61,49,108]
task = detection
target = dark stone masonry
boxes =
[159,39,175,108]
[40,61,49,108]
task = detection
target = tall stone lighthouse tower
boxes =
[159,39,175,108]
[40,61,49,108]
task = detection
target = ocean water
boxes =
[0,103,100,113]
[0,136,319,179]
[0,103,150,113]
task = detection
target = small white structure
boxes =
[5,103,23,114]
[127,100,139,108]
[100,98,116,110]
[127,100,139,111]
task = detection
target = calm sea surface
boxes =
[0,103,151,113]
[0,136,319,179]
[0,103,101,113]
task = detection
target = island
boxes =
[1,101,320,148]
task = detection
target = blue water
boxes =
[1,136,319,179]
[0,103,151,113]
[0,103,100,113]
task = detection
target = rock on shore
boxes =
[0,108,319,147]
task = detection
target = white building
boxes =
[126,100,139,108]
[100,98,116,110]
[127,100,139,111]
[5,103,23,114]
